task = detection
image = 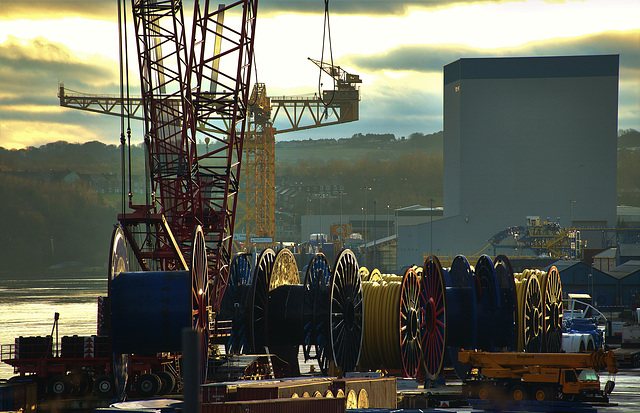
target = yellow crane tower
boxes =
[240,59,361,247]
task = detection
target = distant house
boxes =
[62,171,80,185]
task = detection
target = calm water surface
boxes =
[0,271,107,380]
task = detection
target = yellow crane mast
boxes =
[238,60,361,247]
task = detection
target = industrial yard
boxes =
[1,0,640,412]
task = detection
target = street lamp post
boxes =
[387,205,390,237]
[363,185,371,266]
[319,194,323,252]
[430,198,434,256]
[373,200,377,269]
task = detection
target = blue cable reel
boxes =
[446,255,478,380]
[110,226,210,393]
[248,248,275,354]
[221,253,252,355]
[421,255,477,380]
[302,253,332,372]
[493,255,518,351]
[473,255,502,351]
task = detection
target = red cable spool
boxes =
[399,267,423,378]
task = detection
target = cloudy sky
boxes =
[0,0,638,149]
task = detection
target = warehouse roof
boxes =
[594,248,617,259]
[607,260,640,280]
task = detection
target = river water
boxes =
[0,270,107,380]
[0,270,320,381]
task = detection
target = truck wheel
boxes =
[534,386,552,401]
[48,375,73,398]
[510,385,527,401]
[93,374,115,398]
[156,371,177,395]
[136,373,161,397]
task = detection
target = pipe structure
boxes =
[359,267,423,377]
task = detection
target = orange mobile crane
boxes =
[457,349,617,403]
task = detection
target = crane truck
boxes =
[458,349,617,403]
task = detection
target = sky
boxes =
[0,0,638,150]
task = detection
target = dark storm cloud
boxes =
[342,30,640,74]
[0,37,117,95]
[0,36,119,128]
[256,0,572,16]
[1,0,565,19]
[342,44,474,73]
[0,1,116,19]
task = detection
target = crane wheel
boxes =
[156,371,177,395]
[135,373,161,397]
[534,386,552,401]
[48,375,73,398]
[510,384,527,401]
[478,385,492,400]
[93,374,115,398]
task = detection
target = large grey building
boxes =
[399,55,619,267]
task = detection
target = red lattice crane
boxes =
[107,0,257,319]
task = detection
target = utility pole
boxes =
[374,200,377,270]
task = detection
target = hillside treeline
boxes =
[0,175,116,271]
[0,129,638,270]
[277,152,444,215]
[618,129,640,206]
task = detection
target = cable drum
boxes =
[421,255,477,380]
[359,267,422,378]
[360,279,401,372]
[109,226,210,383]
[473,255,502,351]
[514,270,543,352]
[493,256,518,351]
[220,253,253,354]
[540,267,563,352]
[232,249,363,374]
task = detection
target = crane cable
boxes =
[117,0,126,218]
[317,0,336,108]
[117,0,134,217]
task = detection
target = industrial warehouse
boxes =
[1,1,640,413]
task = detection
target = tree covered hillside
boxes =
[0,129,638,271]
